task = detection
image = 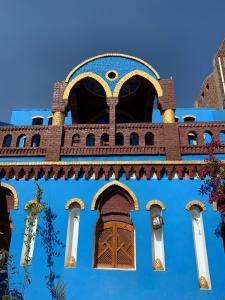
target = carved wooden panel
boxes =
[94,221,134,269]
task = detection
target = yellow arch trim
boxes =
[185,200,206,212]
[0,182,18,209]
[113,70,163,98]
[91,180,139,211]
[65,198,85,210]
[146,200,165,211]
[63,72,112,100]
[65,53,160,82]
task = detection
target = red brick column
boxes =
[107,97,118,146]
[163,123,181,160]
[45,126,64,161]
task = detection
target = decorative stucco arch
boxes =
[91,180,139,211]
[65,198,85,210]
[63,72,112,100]
[0,182,18,209]
[185,200,206,212]
[113,70,163,98]
[146,200,165,211]
[65,53,160,83]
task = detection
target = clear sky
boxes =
[0,0,224,122]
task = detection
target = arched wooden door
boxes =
[94,221,134,269]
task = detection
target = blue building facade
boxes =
[0,52,225,300]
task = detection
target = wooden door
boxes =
[94,221,134,269]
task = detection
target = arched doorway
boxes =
[93,183,137,269]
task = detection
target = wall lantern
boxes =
[151,213,163,230]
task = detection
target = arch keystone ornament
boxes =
[0,182,18,209]
[91,180,139,210]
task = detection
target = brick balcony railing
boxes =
[0,122,224,160]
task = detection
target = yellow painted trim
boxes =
[146,200,165,211]
[32,116,45,119]
[113,70,163,98]
[65,198,85,210]
[65,53,160,82]
[63,72,112,99]
[0,182,18,209]
[0,160,221,167]
[106,70,119,81]
[185,200,206,212]
[182,115,196,119]
[91,180,139,210]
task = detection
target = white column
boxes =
[64,204,80,268]
[151,205,165,271]
[191,206,211,290]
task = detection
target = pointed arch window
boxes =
[100,133,109,146]
[203,131,213,144]
[130,132,139,146]
[146,200,165,271]
[64,199,84,268]
[145,132,154,145]
[115,133,124,146]
[93,183,137,269]
[186,201,211,290]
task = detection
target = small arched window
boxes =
[32,117,44,125]
[203,131,213,144]
[31,134,41,148]
[220,131,225,144]
[188,132,197,145]
[100,133,109,146]
[115,133,124,146]
[145,132,154,145]
[72,134,81,146]
[86,133,95,147]
[3,134,12,147]
[130,132,139,146]
[65,201,84,268]
[17,135,26,148]
[146,201,165,271]
[175,116,179,122]
[183,116,196,122]
[186,202,211,290]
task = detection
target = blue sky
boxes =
[0,0,224,122]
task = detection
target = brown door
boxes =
[94,221,134,269]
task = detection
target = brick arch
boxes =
[91,181,139,211]
[0,182,18,209]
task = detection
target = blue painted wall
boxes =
[4,177,225,300]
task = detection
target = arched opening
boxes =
[116,75,158,123]
[145,132,154,145]
[130,132,139,146]
[32,117,44,126]
[100,133,109,146]
[31,134,41,148]
[2,135,12,148]
[66,77,108,124]
[72,134,81,146]
[0,186,15,252]
[115,133,124,146]
[188,132,198,145]
[183,115,196,122]
[86,133,95,147]
[203,131,213,144]
[93,184,136,269]
[16,134,26,148]
[220,131,225,144]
